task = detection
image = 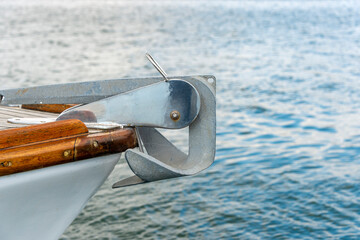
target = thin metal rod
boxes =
[146,53,169,81]
[135,127,148,154]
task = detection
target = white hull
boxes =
[0,154,121,240]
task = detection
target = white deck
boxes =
[0,105,57,130]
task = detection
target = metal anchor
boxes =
[112,54,216,187]
[58,54,216,187]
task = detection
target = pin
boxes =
[146,53,169,82]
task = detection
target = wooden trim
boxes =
[0,138,77,176]
[22,104,77,113]
[0,119,88,149]
[0,128,137,176]
[74,129,137,160]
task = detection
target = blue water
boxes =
[1,0,360,239]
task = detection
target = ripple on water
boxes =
[2,0,360,239]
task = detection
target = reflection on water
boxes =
[1,0,360,239]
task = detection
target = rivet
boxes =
[93,140,99,148]
[170,110,180,121]
[1,161,12,167]
[63,150,71,157]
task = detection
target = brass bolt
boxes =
[1,161,12,167]
[63,150,71,157]
[170,110,180,121]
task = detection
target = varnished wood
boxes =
[74,128,137,160]
[0,128,137,176]
[57,110,97,122]
[0,119,88,149]
[0,138,77,176]
[22,104,76,113]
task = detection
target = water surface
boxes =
[1,1,360,239]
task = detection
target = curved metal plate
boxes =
[116,76,216,186]
[57,80,200,129]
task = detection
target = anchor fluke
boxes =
[113,76,216,187]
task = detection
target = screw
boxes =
[63,150,71,157]
[1,161,12,167]
[170,110,180,121]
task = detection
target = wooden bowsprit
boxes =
[0,119,137,176]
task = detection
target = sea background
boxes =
[1,0,360,239]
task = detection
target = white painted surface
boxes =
[7,117,123,130]
[0,154,121,240]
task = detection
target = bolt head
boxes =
[170,110,180,121]
[63,150,71,157]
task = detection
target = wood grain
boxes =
[0,138,77,175]
[0,128,137,176]
[0,119,88,149]
[22,104,76,113]
[74,128,137,160]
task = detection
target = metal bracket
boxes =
[57,80,201,129]
[113,75,216,187]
